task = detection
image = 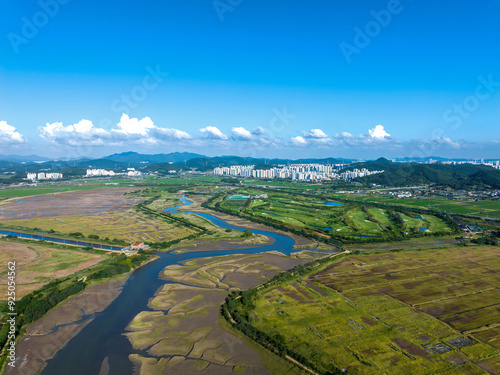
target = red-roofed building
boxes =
[131,242,146,250]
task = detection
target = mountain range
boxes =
[1,153,499,189]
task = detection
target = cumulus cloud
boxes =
[231,127,253,140]
[368,125,391,139]
[330,125,395,148]
[302,129,329,139]
[35,118,470,156]
[114,114,155,135]
[39,119,109,146]
[291,136,307,146]
[290,128,334,147]
[0,121,26,144]
[39,114,192,146]
[200,126,228,140]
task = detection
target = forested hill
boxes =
[357,160,500,189]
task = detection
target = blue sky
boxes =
[0,0,499,159]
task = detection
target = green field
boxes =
[332,193,500,219]
[232,246,500,374]
[0,180,139,199]
[0,240,105,298]
[218,189,455,241]
[1,210,196,243]
[345,207,381,234]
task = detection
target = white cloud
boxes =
[302,129,329,139]
[39,119,109,146]
[331,125,395,148]
[231,127,253,140]
[152,127,192,140]
[113,114,155,135]
[291,136,307,146]
[333,131,360,146]
[291,128,333,147]
[0,121,26,144]
[200,126,228,140]
[428,137,461,149]
[252,126,265,135]
[338,131,353,138]
[368,125,391,139]
[39,115,192,147]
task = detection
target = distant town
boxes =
[213,164,384,181]
[17,158,500,185]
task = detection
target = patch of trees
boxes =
[471,236,499,246]
[241,229,252,238]
[137,203,207,232]
[221,177,240,185]
[147,232,205,250]
[242,197,252,210]
[87,254,132,280]
[355,163,500,189]
[0,277,86,359]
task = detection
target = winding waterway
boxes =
[41,196,317,375]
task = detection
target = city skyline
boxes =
[1,0,499,159]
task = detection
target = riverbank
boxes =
[126,251,318,374]
[5,274,129,375]
[34,199,337,374]
[3,253,158,375]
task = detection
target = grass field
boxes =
[346,207,381,234]
[0,210,196,243]
[0,188,144,220]
[0,240,104,298]
[245,246,500,374]
[366,207,394,229]
[333,193,500,219]
[0,180,141,199]
[219,190,454,241]
[145,194,186,211]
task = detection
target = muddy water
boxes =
[41,197,314,375]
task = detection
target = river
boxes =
[0,230,123,251]
[41,196,317,375]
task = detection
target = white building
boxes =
[27,172,63,181]
[214,163,383,182]
[127,168,141,177]
[86,169,116,177]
